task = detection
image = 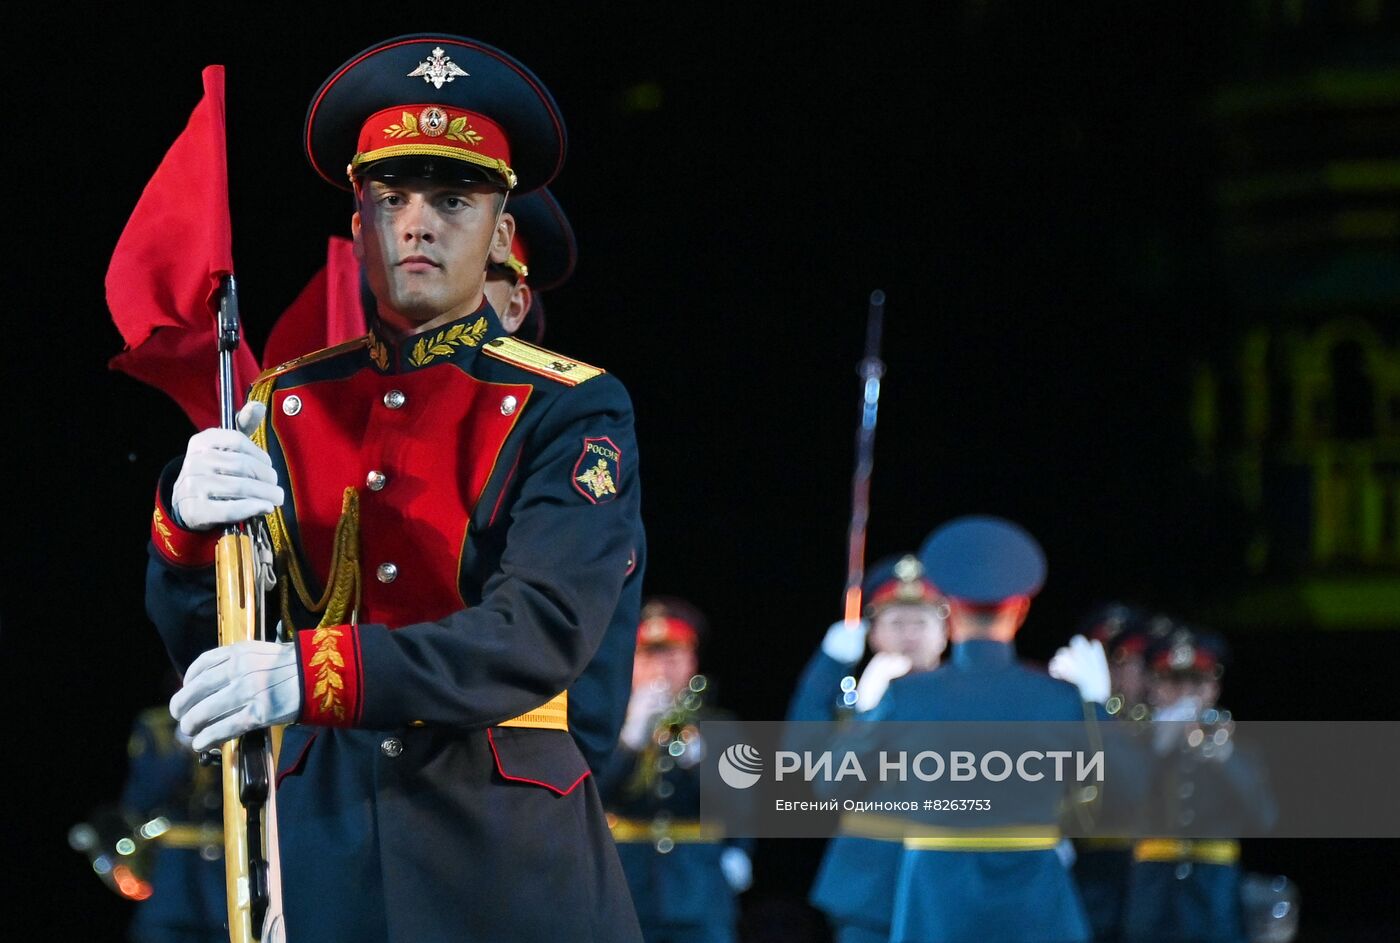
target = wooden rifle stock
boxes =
[213,274,286,942]
[215,531,259,942]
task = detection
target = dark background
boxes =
[3,3,1395,939]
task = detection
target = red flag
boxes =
[107,65,258,430]
[262,237,368,369]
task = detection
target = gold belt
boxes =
[497,690,569,731]
[1134,839,1240,865]
[839,813,1060,851]
[607,816,725,844]
[904,824,1061,852]
[838,811,916,842]
[154,823,224,849]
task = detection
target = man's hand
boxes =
[171,641,301,752]
[855,650,913,712]
[171,401,284,530]
[820,619,869,666]
[1047,634,1111,704]
[720,847,753,893]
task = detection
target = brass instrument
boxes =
[627,675,708,798]
[70,809,226,898]
[69,805,159,902]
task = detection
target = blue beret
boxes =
[918,515,1046,605]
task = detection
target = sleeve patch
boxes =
[572,436,621,504]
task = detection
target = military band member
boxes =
[789,555,945,943]
[120,703,226,943]
[147,34,643,942]
[598,598,752,943]
[1053,606,1154,943]
[863,516,1097,943]
[1123,628,1274,943]
[787,554,946,724]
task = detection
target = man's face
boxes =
[1110,654,1146,707]
[353,178,512,328]
[869,603,947,670]
[1148,674,1220,712]
[483,268,532,335]
[632,644,699,699]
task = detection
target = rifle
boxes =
[212,274,286,942]
[840,290,887,627]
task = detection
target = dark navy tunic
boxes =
[788,648,906,940]
[146,304,644,942]
[857,640,1096,943]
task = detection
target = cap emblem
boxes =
[641,618,670,644]
[1169,641,1196,670]
[893,554,923,583]
[407,47,469,89]
[420,106,449,137]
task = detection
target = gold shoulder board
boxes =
[481,336,605,387]
[254,335,371,383]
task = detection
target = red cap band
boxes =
[352,104,515,187]
[637,615,697,649]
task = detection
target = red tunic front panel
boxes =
[271,364,533,628]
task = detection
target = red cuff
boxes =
[296,624,363,727]
[150,486,218,568]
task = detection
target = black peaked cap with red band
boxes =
[507,188,577,343]
[507,188,577,291]
[305,34,566,193]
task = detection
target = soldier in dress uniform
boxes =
[788,554,946,723]
[68,697,228,943]
[476,185,642,775]
[482,186,573,345]
[598,598,753,943]
[1059,606,1154,943]
[787,554,946,943]
[862,515,1099,943]
[147,34,643,942]
[1122,627,1275,943]
[119,704,227,943]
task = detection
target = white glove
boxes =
[720,846,753,893]
[170,641,301,752]
[820,619,868,665]
[855,650,912,712]
[1047,635,1111,704]
[171,401,284,531]
[619,681,671,751]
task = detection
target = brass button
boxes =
[500,395,518,416]
[282,395,302,416]
[383,390,406,409]
[380,737,404,758]
[366,470,388,492]
[377,562,399,584]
